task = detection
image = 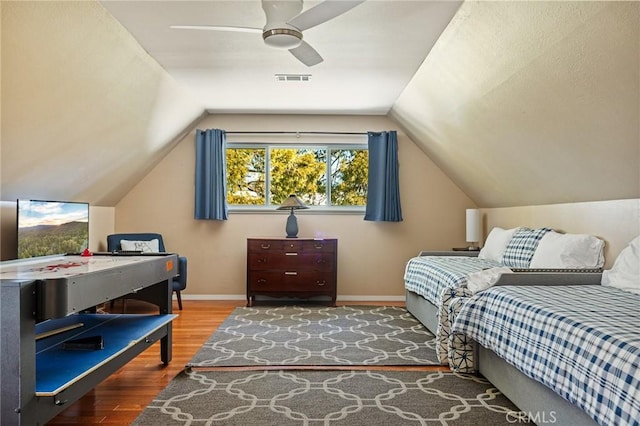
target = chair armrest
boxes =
[175,256,187,285]
[418,251,480,257]
[494,272,602,286]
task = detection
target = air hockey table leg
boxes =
[134,279,173,364]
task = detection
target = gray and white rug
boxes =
[188,305,439,367]
[133,369,531,425]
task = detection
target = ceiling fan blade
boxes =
[170,25,262,34]
[289,41,323,67]
[287,0,365,31]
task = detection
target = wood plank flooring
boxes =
[48,300,447,425]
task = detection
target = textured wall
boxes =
[1,1,204,205]
[390,1,640,207]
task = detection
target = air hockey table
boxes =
[0,253,178,425]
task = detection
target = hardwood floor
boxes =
[48,300,447,425]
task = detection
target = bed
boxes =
[450,235,640,425]
[450,284,640,426]
[404,252,499,334]
[404,227,605,364]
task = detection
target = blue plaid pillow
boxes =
[501,227,552,268]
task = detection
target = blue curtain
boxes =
[194,129,228,220]
[364,131,403,222]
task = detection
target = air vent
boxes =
[275,74,311,82]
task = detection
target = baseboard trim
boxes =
[177,294,406,302]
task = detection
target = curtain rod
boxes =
[225,131,368,136]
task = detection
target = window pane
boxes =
[226,148,266,205]
[226,144,367,209]
[269,148,327,205]
[330,149,368,206]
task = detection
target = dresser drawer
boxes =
[300,240,336,252]
[247,239,285,251]
[248,271,335,292]
[248,252,335,271]
[248,239,336,253]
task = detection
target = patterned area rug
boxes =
[188,305,439,367]
[132,369,531,425]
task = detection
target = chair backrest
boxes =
[107,233,166,252]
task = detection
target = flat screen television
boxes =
[17,199,89,259]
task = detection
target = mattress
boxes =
[403,256,501,306]
[451,285,640,426]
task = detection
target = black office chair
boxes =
[107,233,187,310]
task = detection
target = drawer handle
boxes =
[257,279,267,284]
[316,280,326,286]
[316,259,326,264]
[260,243,271,249]
[314,243,324,249]
[257,258,267,263]
[284,271,298,276]
[285,252,298,256]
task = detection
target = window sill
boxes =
[228,206,365,215]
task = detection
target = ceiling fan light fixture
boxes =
[262,28,303,49]
[170,0,364,67]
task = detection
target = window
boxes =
[226,143,368,211]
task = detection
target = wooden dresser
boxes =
[246,237,337,306]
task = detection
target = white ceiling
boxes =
[99,0,462,114]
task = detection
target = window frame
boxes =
[226,142,368,214]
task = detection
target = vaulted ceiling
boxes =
[100,0,463,114]
[1,1,638,207]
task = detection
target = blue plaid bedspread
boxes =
[451,285,640,426]
[403,256,501,306]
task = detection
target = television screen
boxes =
[17,199,89,259]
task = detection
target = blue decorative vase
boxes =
[285,210,298,238]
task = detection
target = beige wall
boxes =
[391,1,639,208]
[481,199,640,269]
[2,195,634,275]
[1,1,204,206]
[90,206,116,253]
[115,114,476,300]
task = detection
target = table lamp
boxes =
[466,209,481,250]
[277,194,309,238]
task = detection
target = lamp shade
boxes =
[276,194,309,211]
[465,209,481,243]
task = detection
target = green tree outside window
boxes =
[226,144,367,208]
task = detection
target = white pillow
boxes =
[478,227,519,262]
[120,239,160,253]
[530,231,605,269]
[602,236,640,294]
[467,267,513,294]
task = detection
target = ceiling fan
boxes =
[170,0,365,67]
